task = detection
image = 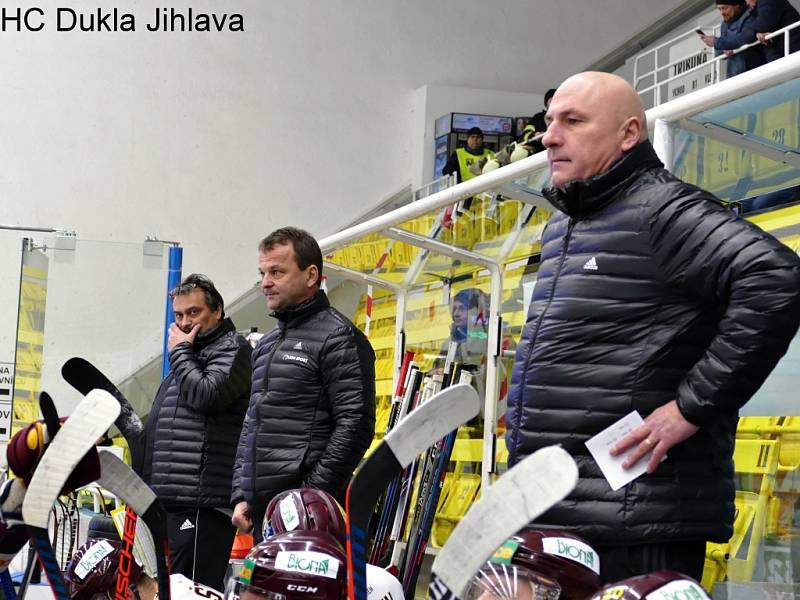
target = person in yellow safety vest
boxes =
[442,126,495,183]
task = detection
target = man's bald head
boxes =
[543,72,648,190]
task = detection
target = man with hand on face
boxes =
[505,72,800,583]
[141,273,252,591]
[231,227,376,541]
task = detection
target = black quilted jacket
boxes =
[142,318,252,507]
[506,141,800,545]
[232,290,376,507]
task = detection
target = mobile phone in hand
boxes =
[696,29,706,36]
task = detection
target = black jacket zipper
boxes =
[510,218,576,456]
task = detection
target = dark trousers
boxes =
[596,540,707,584]
[166,507,236,591]
[251,501,268,544]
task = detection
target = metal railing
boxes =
[634,17,800,106]
[412,173,456,202]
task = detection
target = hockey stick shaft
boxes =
[368,366,422,564]
[401,366,465,591]
[366,360,418,554]
[346,384,480,600]
[97,451,171,600]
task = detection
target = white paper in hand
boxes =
[585,410,666,491]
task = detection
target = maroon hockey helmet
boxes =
[464,561,561,600]
[588,571,710,600]
[263,488,347,547]
[494,529,601,600]
[66,539,142,600]
[237,530,347,600]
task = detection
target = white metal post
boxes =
[481,264,503,490]
[392,291,407,390]
[652,118,676,172]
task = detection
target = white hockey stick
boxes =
[22,389,120,600]
[23,389,120,527]
[428,445,578,600]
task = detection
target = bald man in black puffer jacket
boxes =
[506,72,800,584]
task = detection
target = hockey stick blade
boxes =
[97,451,157,514]
[346,383,480,600]
[23,389,120,527]
[97,451,171,600]
[61,357,144,441]
[23,389,120,600]
[382,383,478,468]
[428,445,578,600]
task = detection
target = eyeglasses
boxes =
[169,275,223,309]
[169,281,206,298]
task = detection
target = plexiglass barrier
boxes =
[0,232,168,439]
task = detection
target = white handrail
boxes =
[319,152,549,255]
[633,27,719,91]
[647,49,800,122]
[635,17,800,105]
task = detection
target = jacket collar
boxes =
[542,140,663,219]
[194,317,236,350]
[273,289,329,329]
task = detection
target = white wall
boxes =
[0,0,699,411]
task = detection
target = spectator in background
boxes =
[438,288,512,427]
[529,88,556,153]
[700,0,765,78]
[141,273,252,591]
[231,227,376,542]
[442,126,495,183]
[747,0,800,61]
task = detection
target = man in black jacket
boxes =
[231,227,376,541]
[142,273,251,590]
[505,72,800,583]
[748,0,800,61]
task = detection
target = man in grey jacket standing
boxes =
[142,273,251,591]
[231,227,376,541]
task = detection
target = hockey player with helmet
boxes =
[262,487,347,545]
[234,530,346,600]
[259,488,405,600]
[66,539,146,600]
[66,539,224,600]
[463,528,601,600]
[587,571,710,600]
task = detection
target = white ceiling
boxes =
[277,0,708,95]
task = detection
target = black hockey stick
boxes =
[22,390,120,600]
[368,365,422,565]
[61,357,144,449]
[345,383,480,600]
[427,445,578,600]
[96,451,171,600]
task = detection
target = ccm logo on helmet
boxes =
[287,585,319,593]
